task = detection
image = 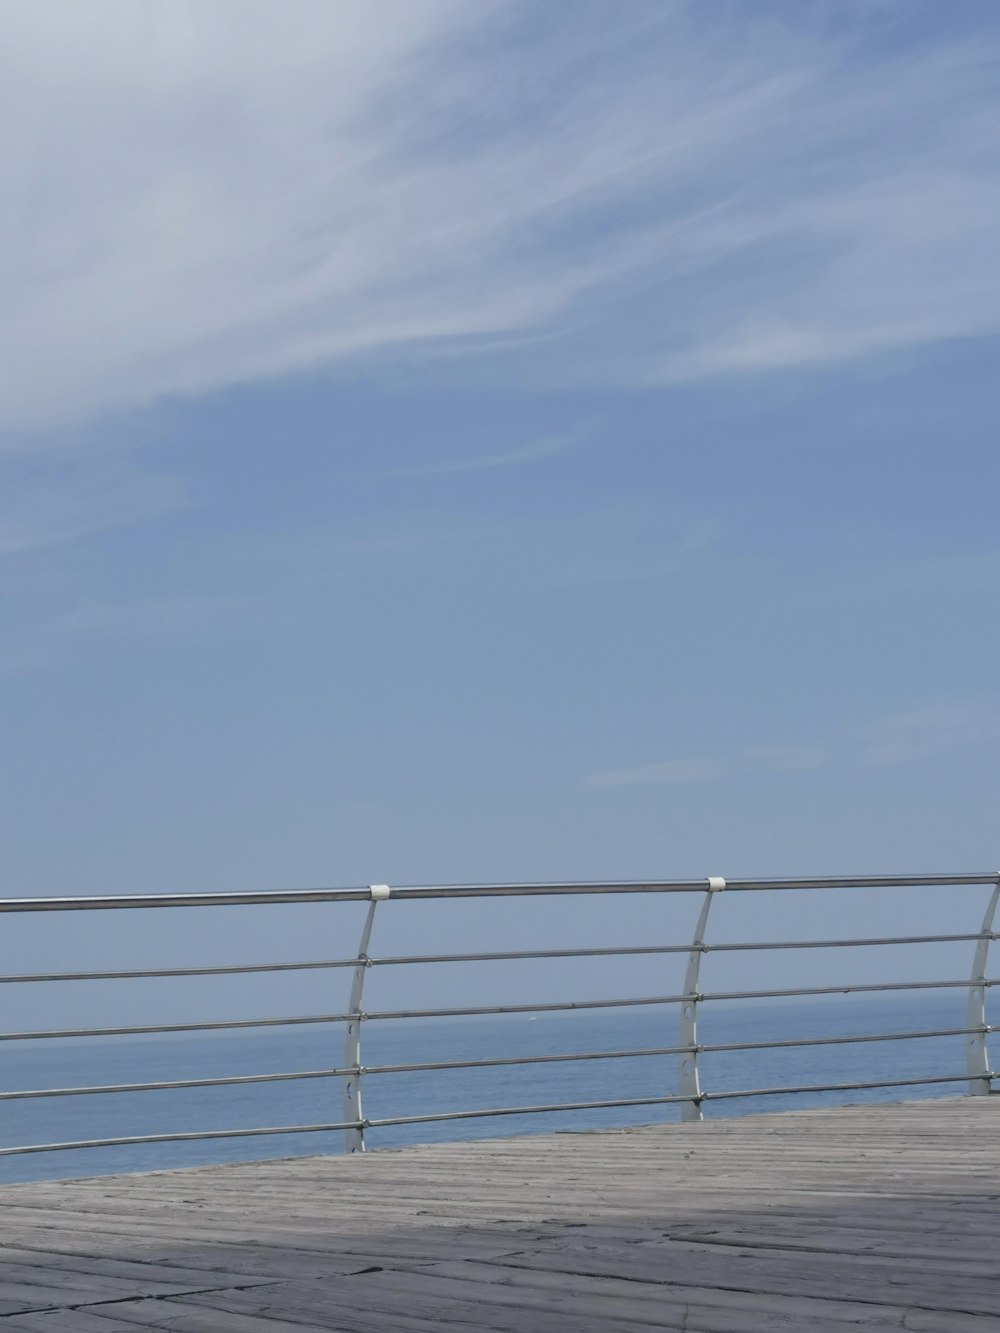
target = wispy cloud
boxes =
[859,701,1000,767]
[0,595,208,672]
[824,552,1000,604]
[379,432,583,478]
[540,515,723,588]
[587,746,824,788]
[0,463,184,556]
[587,700,1000,787]
[3,3,1000,435]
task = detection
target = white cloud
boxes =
[860,701,1000,767]
[0,593,242,673]
[588,757,732,788]
[2,2,1000,435]
[824,553,1000,603]
[380,432,583,478]
[587,700,1000,788]
[0,463,183,555]
[587,746,824,788]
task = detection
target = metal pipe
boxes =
[967,879,999,1095]
[2,931,995,985]
[0,1013,354,1041]
[0,1068,353,1100]
[343,886,388,1153]
[373,976,994,1017]
[703,1070,980,1101]
[0,1121,361,1158]
[367,1092,693,1128]
[2,1025,987,1101]
[678,877,724,1122]
[362,994,688,1022]
[693,931,997,955]
[696,1024,988,1056]
[369,1072,986,1128]
[0,889,375,912]
[0,959,362,984]
[699,978,996,1003]
[0,881,705,912]
[5,978,993,1042]
[390,873,997,896]
[0,993,688,1042]
[4,1068,989,1154]
[1,872,994,913]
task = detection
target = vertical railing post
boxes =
[966,875,998,1096]
[343,884,390,1152]
[678,876,725,1122]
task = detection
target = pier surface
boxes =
[0,1098,997,1331]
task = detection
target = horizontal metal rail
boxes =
[4,1065,990,1158]
[362,931,997,966]
[2,1026,987,1102]
[699,978,998,1003]
[0,959,365,984]
[0,882,706,913]
[3,931,996,986]
[4,979,995,1043]
[0,1122,362,1158]
[0,1068,356,1100]
[361,1071,986,1128]
[0,1013,355,1042]
[0,1096,698,1155]
[0,993,688,1042]
[693,1024,992,1055]
[1,872,995,913]
[368,1094,693,1128]
[701,1070,983,1102]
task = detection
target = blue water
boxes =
[1,992,979,1184]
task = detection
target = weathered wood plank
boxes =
[0,1098,997,1330]
[0,1312,150,1331]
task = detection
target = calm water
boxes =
[1,992,977,1184]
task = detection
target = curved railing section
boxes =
[0,871,995,1161]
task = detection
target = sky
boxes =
[2,0,1000,1011]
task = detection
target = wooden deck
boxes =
[0,1098,997,1331]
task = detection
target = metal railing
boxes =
[0,872,996,1161]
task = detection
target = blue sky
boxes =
[3,0,999,921]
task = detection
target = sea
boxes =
[0,990,979,1185]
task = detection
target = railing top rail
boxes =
[1,871,996,912]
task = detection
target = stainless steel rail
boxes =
[5,931,995,984]
[4,1025,986,1102]
[4,979,992,1043]
[1,871,996,1163]
[1,873,993,913]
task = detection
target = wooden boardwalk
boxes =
[0,1098,997,1331]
